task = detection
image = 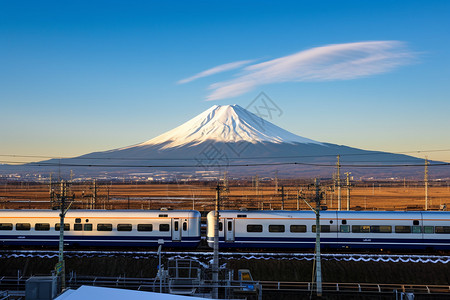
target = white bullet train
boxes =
[207,210,450,250]
[2,209,450,251]
[0,209,201,248]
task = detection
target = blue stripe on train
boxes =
[0,235,201,247]
[207,236,450,250]
[0,235,200,241]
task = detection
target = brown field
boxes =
[1,180,449,212]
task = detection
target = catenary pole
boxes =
[212,184,221,299]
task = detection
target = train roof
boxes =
[0,209,201,218]
[210,210,450,218]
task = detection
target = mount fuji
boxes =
[2,105,445,179]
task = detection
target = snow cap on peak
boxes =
[132,104,322,149]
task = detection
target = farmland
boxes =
[1,180,449,212]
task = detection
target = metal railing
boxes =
[1,275,450,297]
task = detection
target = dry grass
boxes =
[0,181,449,212]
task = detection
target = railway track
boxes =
[1,275,450,298]
[2,249,450,263]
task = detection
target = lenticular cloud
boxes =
[203,41,414,101]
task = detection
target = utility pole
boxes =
[345,172,351,211]
[329,186,334,210]
[336,155,341,211]
[301,179,323,297]
[425,158,429,211]
[49,173,55,207]
[56,180,74,293]
[212,184,221,299]
[49,173,53,194]
[313,179,323,297]
[278,185,285,210]
[254,175,259,195]
[91,179,97,209]
[274,171,278,192]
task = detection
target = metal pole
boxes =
[157,244,162,293]
[425,158,429,211]
[58,180,66,292]
[336,155,341,211]
[314,178,322,297]
[92,179,97,209]
[345,172,351,211]
[212,184,220,299]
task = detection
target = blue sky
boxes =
[1,0,450,163]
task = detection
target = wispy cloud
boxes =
[177,60,254,84]
[201,41,415,101]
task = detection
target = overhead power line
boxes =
[1,160,449,169]
[0,148,450,162]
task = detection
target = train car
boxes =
[206,210,450,250]
[0,209,201,248]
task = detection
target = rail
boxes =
[258,281,450,295]
[1,275,450,297]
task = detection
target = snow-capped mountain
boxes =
[1,104,442,179]
[126,104,322,149]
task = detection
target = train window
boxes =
[247,225,263,233]
[16,223,31,231]
[74,224,82,231]
[435,226,450,234]
[218,222,223,231]
[370,226,392,233]
[137,224,153,231]
[342,220,347,225]
[182,222,187,231]
[97,224,112,231]
[0,223,13,231]
[159,214,168,218]
[35,223,50,231]
[160,224,170,232]
[174,221,179,231]
[55,223,70,231]
[290,225,307,233]
[84,224,93,231]
[269,225,285,233]
[312,225,331,233]
[117,224,132,231]
[424,226,434,234]
[75,218,81,223]
[413,220,419,226]
[352,225,370,233]
[237,214,247,218]
[412,226,422,233]
[340,225,350,233]
[228,221,233,231]
[395,226,411,233]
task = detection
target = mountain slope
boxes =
[1,104,445,179]
[119,104,322,150]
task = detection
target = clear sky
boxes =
[1,0,449,164]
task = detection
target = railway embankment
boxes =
[1,251,450,285]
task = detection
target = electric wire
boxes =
[0,148,450,162]
[1,160,449,169]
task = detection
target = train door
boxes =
[225,218,235,242]
[172,218,181,241]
